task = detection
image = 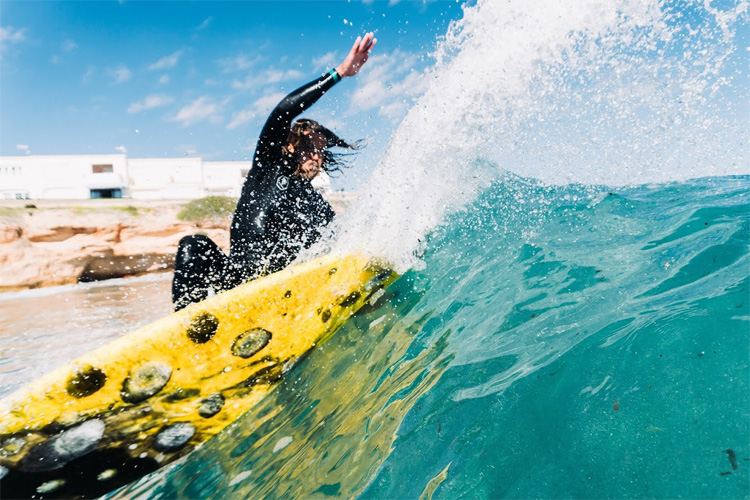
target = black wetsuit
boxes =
[172,72,339,311]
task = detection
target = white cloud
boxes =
[148,50,183,71]
[357,83,387,109]
[171,96,224,126]
[232,69,304,91]
[327,117,345,130]
[266,69,304,84]
[231,75,262,91]
[128,94,174,114]
[349,49,428,121]
[227,108,256,130]
[16,144,30,154]
[379,100,409,120]
[49,39,77,65]
[0,26,27,44]
[108,65,132,84]
[115,145,127,153]
[159,75,170,84]
[0,26,27,57]
[218,53,261,73]
[227,91,285,130]
[197,17,213,31]
[313,51,339,72]
[252,92,286,113]
[82,66,96,84]
[175,144,198,156]
[62,39,77,52]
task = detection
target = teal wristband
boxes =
[328,68,341,83]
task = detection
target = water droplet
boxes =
[37,479,66,494]
[97,468,118,481]
[272,436,293,453]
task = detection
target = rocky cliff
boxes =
[0,194,353,292]
[0,203,230,292]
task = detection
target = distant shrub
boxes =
[178,196,237,222]
[0,207,20,217]
[113,205,140,216]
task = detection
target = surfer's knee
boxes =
[178,234,212,250]
[176,235,216,263]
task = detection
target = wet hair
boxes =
[282,118,363,176]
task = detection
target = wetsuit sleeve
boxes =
[253,71,341,173]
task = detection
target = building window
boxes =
[90,189,122,199]
[92,164,114,173]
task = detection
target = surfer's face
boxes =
[293,132,327,180]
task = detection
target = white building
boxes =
[0,154,331,200]
[0,155,129,200]
[127,157,206,200]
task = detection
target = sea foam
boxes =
[331,0,748,271]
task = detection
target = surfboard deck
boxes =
[0,253,396,498]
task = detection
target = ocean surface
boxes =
[1,174,748,499]
[2,0,748,497]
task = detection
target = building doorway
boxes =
[90,189,122,199]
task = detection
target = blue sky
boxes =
[0,0,469,189]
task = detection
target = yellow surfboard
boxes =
[0,253,397,498]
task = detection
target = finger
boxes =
[361,32,374,52]
[368,37,377,53]
[352,35,362,54]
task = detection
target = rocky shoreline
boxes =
[0,195,352,292]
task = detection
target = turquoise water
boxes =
[1,0,747,495]
[107,174,749,499]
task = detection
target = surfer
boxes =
[172,33,377,311]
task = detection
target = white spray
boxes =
[329,0,748,271]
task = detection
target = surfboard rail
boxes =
[0,253,397,498]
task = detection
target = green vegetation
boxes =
[112,205,141,216]
[70,206,96,215]
[0,207,20,217]
[178,196,237,222]
[64,205,153,216]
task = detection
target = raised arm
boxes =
[254,32,378,169]
[254,73,339,165]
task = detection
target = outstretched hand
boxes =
[336,32,377,78]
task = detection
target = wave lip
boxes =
[333,0,748,270]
